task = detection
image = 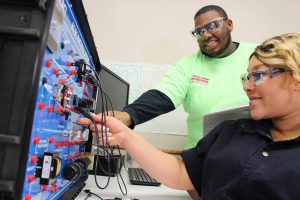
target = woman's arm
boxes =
[77,114,193,190]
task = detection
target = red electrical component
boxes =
[59,79,66,85]
[83,90,89,96]
[56,107,62,114]
[68,70,77,75]
[50,186,56,193]
[42,185,48,191]
[53,68,59,75]
[24,194,32,200]
[48,137,54,144]
[38,102,45,110]
[76,152,81,157]
[33,136,40,145]
[30,155,38,164]
[27,175,35,183]
[47,106,54,113]
[66,61,72,67]
[55,141,61,147]
[45,60,52,68]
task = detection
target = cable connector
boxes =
[83,189,90,193]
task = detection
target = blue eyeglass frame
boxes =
[241,67,289,86]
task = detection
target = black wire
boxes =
[79,62,128,195]
[77,108,111,190]
[83,189,104,200]
[89,191,104,200]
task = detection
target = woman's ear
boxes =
[292,80,300,91]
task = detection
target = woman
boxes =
[78,33,300,200]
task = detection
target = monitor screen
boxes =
[96,65,130,113]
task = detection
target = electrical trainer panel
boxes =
[19,0,98,199]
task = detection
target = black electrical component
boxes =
[62,158,90,181]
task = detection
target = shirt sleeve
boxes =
[181,122,224,195]
[122,89,175,128]
[155,59,191,108]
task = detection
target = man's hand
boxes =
[105,111,132,127]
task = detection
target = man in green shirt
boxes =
[111,5,256,149]
[106,5,256,200]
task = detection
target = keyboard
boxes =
[128,167,161,186]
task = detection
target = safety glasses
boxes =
[240,67,290,86]
[191,17,227,39]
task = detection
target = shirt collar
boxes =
[241,119,273,140]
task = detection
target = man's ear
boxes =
[226,19,233,32]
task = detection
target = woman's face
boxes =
[243,56,295,120]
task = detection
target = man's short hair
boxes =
[194,5,228,19]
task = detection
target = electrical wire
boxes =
[76,62,127,195]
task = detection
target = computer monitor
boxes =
[96,64,130,113]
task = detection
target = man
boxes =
[111,5,256,149]
[108,5,256,199]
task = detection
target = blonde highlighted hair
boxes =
[252,33,300,81]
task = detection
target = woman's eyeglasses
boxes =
[191,17,227,39]
[240,67,290,86]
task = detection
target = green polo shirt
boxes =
[155,42,257,149]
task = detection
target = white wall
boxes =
[83,0,300,64]
[82,0,300,150]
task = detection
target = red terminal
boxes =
[50,186,56,193]
[66,61,72,67]
[78,82,83,87]
[53,68,59,75]
[45,60,52,68]
[59,79,66,85]
[47,106,54,113]
[55,141,61,147]
[30,155,38,164]
[69,155,74,160]
[76,152,81,157]
[69,49,74,54]
[42,185,48,191]
[24,194,32,200]
[27,175,35,183]
[69,70,77,75]
[48,137,54,144]
[38,102,45,110]
[83,90,89,97]
[33,136,40,145]
[68,87,74,92]
[56,107,62,114]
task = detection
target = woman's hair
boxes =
[252,33,300,81]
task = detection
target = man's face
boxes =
[194,11,233,57]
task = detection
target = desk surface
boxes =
[75,168,191,200]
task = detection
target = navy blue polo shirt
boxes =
[181,118,300,200]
